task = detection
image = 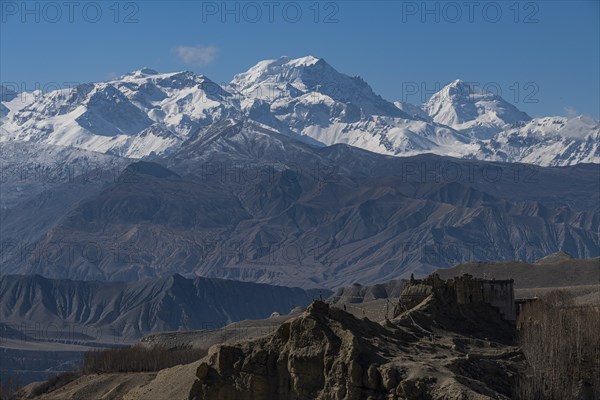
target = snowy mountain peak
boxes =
[231,56,325,92]
[445,79,477,95]
[138,67,159,75]
[117,69,208,86]
[132,67,160,77]
[437,79,496,100]
[121,67,160,79]
[282,55,321,67]
[231,55,407,118]
[423,79,531,139]
[2,58,598,166]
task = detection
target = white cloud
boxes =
[173,45,217,66]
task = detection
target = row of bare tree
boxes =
[515,291,600,400]
[83,344,208,373]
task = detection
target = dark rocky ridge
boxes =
[0,274,327,339]
[2,122,599,288]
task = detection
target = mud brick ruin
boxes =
[398,273,516,321]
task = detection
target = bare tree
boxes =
[516,291,600,399]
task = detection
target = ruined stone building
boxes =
[398,274,516,321]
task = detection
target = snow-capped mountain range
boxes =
[422,79,532,139]
[1,56,598,166]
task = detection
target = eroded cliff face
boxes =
[189,299,525,400]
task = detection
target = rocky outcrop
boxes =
[189,299,525,400]
[190,301,393,400]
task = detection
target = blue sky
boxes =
[1,0,598,118]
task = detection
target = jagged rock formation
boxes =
[189,294,525,400]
